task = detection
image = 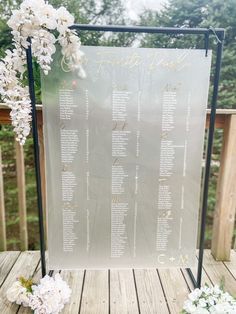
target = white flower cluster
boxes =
[182,285,236,314]
[6,280,31,306]
[0,48,31,144]
[6,273,71,314]
[28,274,71,314]
[0,0,84,144]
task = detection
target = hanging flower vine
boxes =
[0,0,84,145]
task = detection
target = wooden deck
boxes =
[0,250,236,313]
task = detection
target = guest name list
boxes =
[42,46,212,269]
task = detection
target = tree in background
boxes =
[139,0,236,109]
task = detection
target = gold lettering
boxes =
[148,51,190,72]
[95,51,142,73]
[112,195,119,203]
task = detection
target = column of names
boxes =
[111,90,130,258]
[156,89,177,252]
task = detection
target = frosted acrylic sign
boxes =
[41,46,212,269]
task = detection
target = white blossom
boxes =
[0,47,31,144]
[182,285,236,314]
[58,29,86,77]
[28,273,71,314]
[20,0,45,11]
[194,308,209,314]
[56,6,74,32]
[6,273,71,313]
[31,29,56,74]
[0,0,85,144]
[188,288,202,302]
[6,281,31,306]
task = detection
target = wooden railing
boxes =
[0,104,236,260]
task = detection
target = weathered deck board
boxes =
[134,269,169,313]
[0,250,235,314]
[203,251,236,295]
[110,269,139,314]
[0,251,40,314]
[80,270,109,314]
[158,268,189,314]
[224,250,236,278]
[0,251,20,287]
[61,270,85,314]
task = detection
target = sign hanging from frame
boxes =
[42,45,211,269]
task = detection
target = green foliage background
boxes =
[0,0,235,250]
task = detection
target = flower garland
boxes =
[7,273,71,314]
[182,285,236,314]
[0,0,84,145]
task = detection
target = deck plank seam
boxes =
[78,270,86,314]
[200,252,236,285]
[196,253,214,286]
[201,265,214,285]
[108,269,111,314]
[223,261,236,281]
[132,269,141,314]
[0,252,21,289]
[180,269,192,292]
[156,269,171,314]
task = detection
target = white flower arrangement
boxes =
[0,0,84,145]
[182,285,236,314]
[6,273,71,314]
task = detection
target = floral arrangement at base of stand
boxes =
[181,284,236,314]
[6,273,71,314]
[0,0,85,145]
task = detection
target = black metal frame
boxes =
[26,25,224,288]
